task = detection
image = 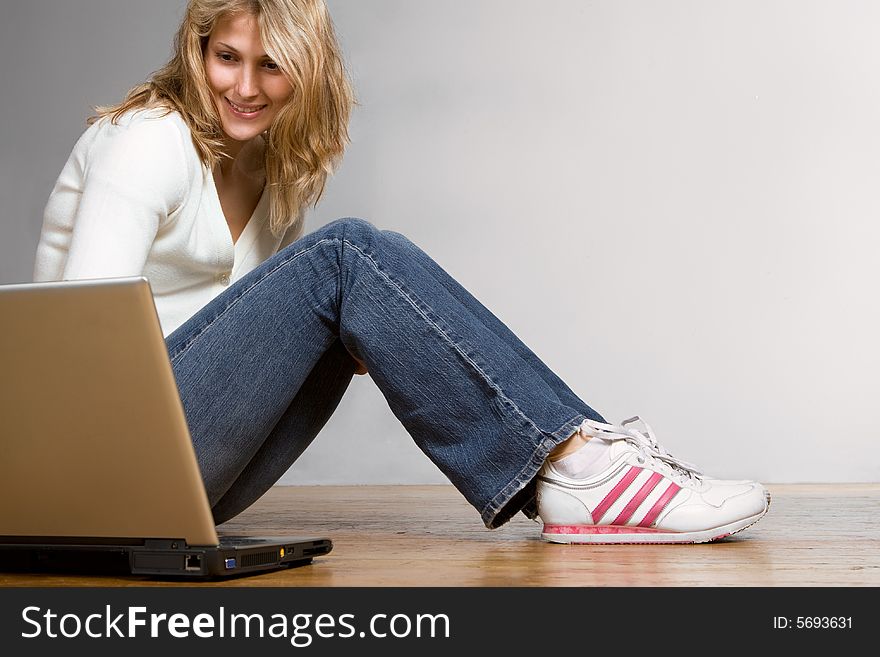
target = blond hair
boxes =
[92,0,354,240]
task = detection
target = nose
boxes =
[235,66,259,99]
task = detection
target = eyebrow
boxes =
[215,42,272,59]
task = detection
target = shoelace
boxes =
[577,416,702,482]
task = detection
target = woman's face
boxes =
[204,12,294,148]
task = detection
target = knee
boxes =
[318,218,417,258]
[380,228,412,247]
[324,217,415,256]
[321,217,379,243]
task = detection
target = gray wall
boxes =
[3,1,878,485]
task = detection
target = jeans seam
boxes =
[169,229,575,528]
[169,238,339,364]
[172,233,546,444]
[340,237,550,444]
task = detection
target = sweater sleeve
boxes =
[61,116,189,280]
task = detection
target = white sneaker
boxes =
[537,417,770,544]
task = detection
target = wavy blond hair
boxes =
[92,0,354,240]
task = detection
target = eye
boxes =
[216,52,236,63]
[263,61,280,72]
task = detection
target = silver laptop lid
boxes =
[0,277,219,546]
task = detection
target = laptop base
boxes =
[0,536,332,579]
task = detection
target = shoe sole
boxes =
[541,489,771,545]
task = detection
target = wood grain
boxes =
[2,484,877,587]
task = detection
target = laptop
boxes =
[0,276,332,578]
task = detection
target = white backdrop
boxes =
[2,1,877,485]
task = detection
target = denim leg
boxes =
[209,338,356,524]
[377,230,606,522]
[166,218,601,529]
[380,230,605,422]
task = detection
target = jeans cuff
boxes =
[480,414,586,529]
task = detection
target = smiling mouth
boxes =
[225,97,267,115]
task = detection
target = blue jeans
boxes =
[165,218,605,529]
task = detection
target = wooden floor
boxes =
[2,484,878,587]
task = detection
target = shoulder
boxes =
[87,107,194,165]
[82,107,197,202]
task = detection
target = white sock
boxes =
[551,437,613,479]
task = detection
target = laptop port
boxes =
[185,554,202,571]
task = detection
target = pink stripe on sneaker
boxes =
[612,472,663,526]
[590,466,642,524]
[543,524,664,535]
[638,481,682,528]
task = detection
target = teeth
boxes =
[228,99,264,114]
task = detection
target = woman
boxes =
[33,0,769,543]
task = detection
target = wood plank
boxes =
[2,484,877,587]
